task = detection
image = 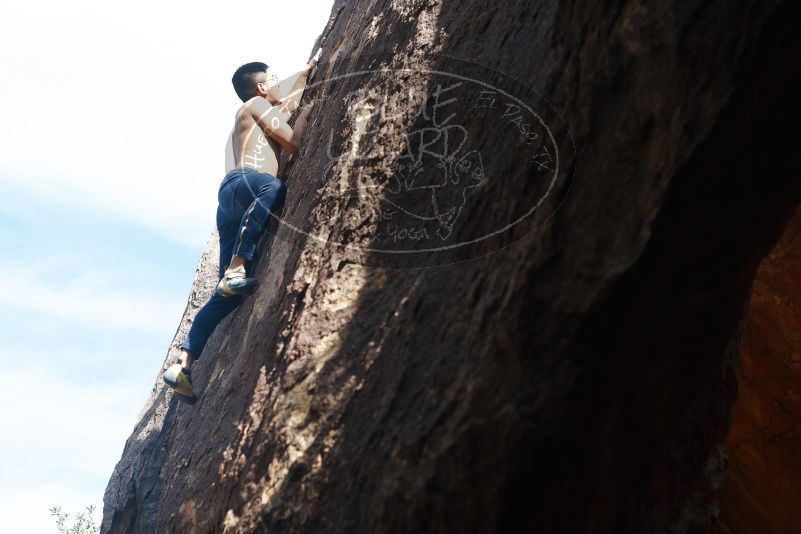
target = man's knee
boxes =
[259,177,285,194]
[259,178,287,209]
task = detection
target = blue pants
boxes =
[178,167,287,360]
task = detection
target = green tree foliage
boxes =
[49,505,99,534]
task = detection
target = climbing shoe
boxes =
[162,363,197,405]
[215,264,258,297]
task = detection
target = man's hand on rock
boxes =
[305,48,322,75]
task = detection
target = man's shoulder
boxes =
[241,96,276,111]
[234,101,254,123]
[234,101,249,117]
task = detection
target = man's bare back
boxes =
[229,109,283,176]
[225,96,314,177]
[223,50,322,176]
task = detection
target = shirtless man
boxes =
[162,52,320,404]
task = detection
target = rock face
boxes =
[717,203,801,533]
[101,0,801,532]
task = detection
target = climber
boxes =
[162,50,321,405]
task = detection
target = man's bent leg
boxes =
[231,175,287,261]
[184,205,250,361]
[177,292,244,362]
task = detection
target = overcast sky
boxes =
[0,1,333,531]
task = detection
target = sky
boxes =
[0,1,334,531]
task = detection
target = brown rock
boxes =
[101,0,801,532]
[717,203,801,533]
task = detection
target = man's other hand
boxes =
[306,48,322,74]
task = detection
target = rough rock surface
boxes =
[102,0,801,532]
[716,202,801,533]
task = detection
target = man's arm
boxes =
[278,48,322,115]
[277,75,307,115]
[245,97,315,157]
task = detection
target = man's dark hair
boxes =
[232,61,270,103]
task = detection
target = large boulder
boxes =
[101,0,801,532]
